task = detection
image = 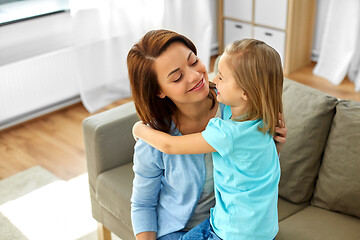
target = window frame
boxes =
[0,0,70,26]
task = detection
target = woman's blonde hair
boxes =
[224,39,283,135]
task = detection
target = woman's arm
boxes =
[133,121,216,155]
[131,140,163,238]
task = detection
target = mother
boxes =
[127,29,287,240]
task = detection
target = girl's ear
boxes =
[157,91,166,99]
[241,91,248,101]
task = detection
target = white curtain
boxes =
[313,0,360,92]
[70,0,212,113]
[163,0,213,70]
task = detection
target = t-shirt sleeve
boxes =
[202,118,233,156]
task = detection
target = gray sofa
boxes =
[83,78,360,240]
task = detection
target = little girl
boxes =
[132,39,283,240]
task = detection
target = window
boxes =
[0,0,69,26]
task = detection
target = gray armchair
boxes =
[83,101,138,240]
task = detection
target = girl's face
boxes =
[214,54,248,112]
[154,42,209,106]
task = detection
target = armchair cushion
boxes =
[96,163,134,231]
[277,197,308,221]
[276,206,360,240]
[311,100,360,218]
[279,79,338,203]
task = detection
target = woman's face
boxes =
[154,42,209,106]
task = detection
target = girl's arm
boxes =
[133,121,216,155]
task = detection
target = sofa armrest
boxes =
[82,101,139,192]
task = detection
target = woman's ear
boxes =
[157,91,166,99]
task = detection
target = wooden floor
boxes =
[285,62,360,102]
[0,97,132,180]
[0,61,359,181]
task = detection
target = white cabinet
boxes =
[222,0,286,67]
[253,26,286,65]
[224,0,252,22]
[224,19,252,47]
[254,0,288,30]
[218,0,316,75]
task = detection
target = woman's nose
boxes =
[188,68,201,82]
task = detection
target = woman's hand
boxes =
[132,120,145,141]
[136,231,156,240]
[274,113,287,154]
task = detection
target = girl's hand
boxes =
[132,121,145,141]
[275,113,287,154]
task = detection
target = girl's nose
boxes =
[213,74,219,84]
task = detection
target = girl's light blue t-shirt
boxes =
[202,105,280,240]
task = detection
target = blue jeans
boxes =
[157,230,187,240]
[179,218,222,240]
[178,218,276,240]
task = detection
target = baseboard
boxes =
[0,96,81,131]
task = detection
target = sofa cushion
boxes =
[311,100,360,218]
[278,197,308,221]
[96,162,134,231]
[276,206,360,240]
[279,79,338,203]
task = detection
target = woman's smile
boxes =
[187,77,205,92]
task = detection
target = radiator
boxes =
[0,47,81,130]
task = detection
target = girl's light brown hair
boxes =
[127,29,216,133]
[225,39,283,135]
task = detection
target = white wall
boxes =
[0,12,79,129]
[0,12,73,66]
